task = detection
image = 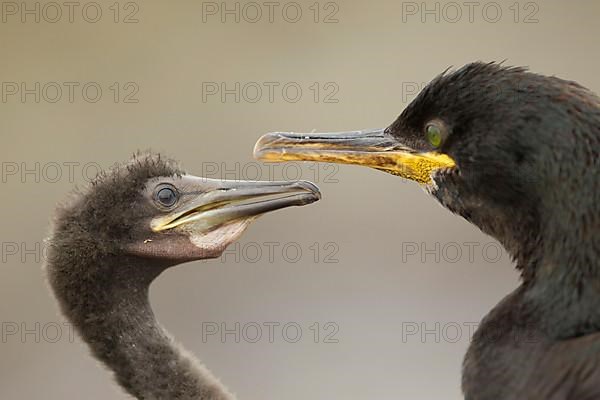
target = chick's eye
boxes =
[156,187,178,207]
[426,123,443,148]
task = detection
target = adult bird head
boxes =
[254,62,600,276]
[47,153,321,280]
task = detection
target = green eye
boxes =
[426,124,443,148]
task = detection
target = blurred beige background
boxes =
[1,0,599,399]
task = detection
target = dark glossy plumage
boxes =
[388,63,600,399]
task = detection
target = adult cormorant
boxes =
[45,153,320,399]
[254,62,600,399]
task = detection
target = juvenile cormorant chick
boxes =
[45,153,320,399]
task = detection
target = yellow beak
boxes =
[254,128,456,184]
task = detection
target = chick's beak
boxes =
[151,177,321,232]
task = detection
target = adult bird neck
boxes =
[507,108,600,339]
[523,199,600,340]
[48,255,234,400]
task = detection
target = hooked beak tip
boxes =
[253,132,284,160]
[295,180,322,202]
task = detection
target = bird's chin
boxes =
[185,218,258,259]
[424,167,457,195]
